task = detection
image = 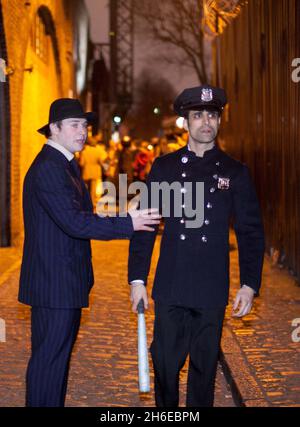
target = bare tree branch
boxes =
[133,0,208,83]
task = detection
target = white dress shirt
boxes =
[46,139,74,161]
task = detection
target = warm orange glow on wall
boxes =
[203,0,246,35]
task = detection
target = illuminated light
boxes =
[147,144,153,150]
[123,135,131,142]
[76,12,89,94]
[203,0,243,35]
[112,131,120,143]
[153,107,160,115]
[113,115,122,124]
[176,117,185,129]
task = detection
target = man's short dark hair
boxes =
[45,121,63,138]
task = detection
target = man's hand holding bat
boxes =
[130,283,148,313]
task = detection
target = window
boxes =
[32,12,49,62]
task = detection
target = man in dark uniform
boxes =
[128,85,265,407]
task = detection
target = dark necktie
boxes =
[70,158,81,178]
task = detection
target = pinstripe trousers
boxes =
[25,307,81,407]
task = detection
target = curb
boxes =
[220,325,270,407]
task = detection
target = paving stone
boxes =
[220,232,300,407]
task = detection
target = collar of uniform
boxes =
[184,143,218,161]
[46,139,74,161]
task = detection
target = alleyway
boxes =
[1,231,300,407]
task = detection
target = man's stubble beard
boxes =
[189,128,218,145]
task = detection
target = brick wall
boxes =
[0,0,86,245]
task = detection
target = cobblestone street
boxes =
[0,238,234,407]
[223,235,300,407]
[1,232,300,407]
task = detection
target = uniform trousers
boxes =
[150,302,225,407]
[25,307,82,407]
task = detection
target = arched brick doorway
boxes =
[0,0,11,246]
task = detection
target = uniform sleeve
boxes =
[35,161,133,240]
[232,165,265,295]
[128,158,161,285]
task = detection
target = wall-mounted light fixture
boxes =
[24,65,34,73]
[5,65,15,76]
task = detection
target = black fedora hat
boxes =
[37,98,97,135]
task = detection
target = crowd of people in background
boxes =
[76,129,189,210]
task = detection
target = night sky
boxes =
[84,0,199,94]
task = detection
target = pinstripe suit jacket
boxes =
[19,144,133,308]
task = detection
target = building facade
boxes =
[0,0,90,246]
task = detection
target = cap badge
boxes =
[201,88,213,102]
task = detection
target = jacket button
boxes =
[207,202,212,209]
[216,161,220,166]
[180,234,186,240]
[213,174,218,180]
[210,187,215,193]
[204,219,210,225]
[181,156,188,164]
[180,218,185,224]
[181,187,187,194]
[201,235,208,243]
[182,172,187,178]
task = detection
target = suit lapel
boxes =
[42,145,93,211]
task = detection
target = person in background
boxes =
[79,136,108,209]
[133,141,154,182]
[119,136,135,186]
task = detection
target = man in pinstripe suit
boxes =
[18,98,160,407]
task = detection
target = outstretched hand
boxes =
[129,207,161,232]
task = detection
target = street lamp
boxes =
[176,117,185,129]
[113,115,122,124]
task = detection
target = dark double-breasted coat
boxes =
[128,144,265,309]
